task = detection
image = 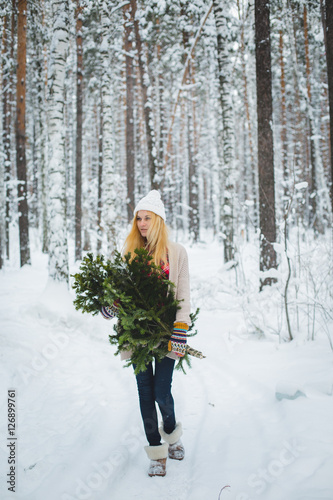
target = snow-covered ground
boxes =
[1,236,333,500]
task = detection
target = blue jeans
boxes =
[134,356,176,446]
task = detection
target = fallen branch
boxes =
[187,345,206,359]
[218,485,231,499]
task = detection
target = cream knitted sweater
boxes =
[168,241,191,326]
[120,240,191,361]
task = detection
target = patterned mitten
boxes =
[100,301,119,320]
[168,322,188,357]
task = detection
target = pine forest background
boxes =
[0,0,333,305]
[1,4,333,496]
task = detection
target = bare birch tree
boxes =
[279,23,289,211]
[1,10,12,266]
[237,0,258,231]
[101,0,118,253]
[97,88,103,253]
[123,1,135,222]
[47,0,69,282]
[303,5,319,232]
[213,0,235,262]
[75,0,83,260]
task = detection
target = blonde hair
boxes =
[123,211,169,266]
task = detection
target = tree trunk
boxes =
[131,0,159,190]
[156,31,165,188]
[1,13,11,265]
[188,62,200,243]
[47,0,69,282]
[97,90,103,253]
[123,1,135,222]
[324,0,333,214]
[101,2,117,254]
[16,0,31,267]
[161,1,213,189]
[31,123,38,227]
[0,15,5,268]
[75,0,83,260]
[303,5,319,232]
[279,27,289,211]
[41,0,48,253]
[0,20,5,268]
[287,0,307,227]
[134,63,144,197]
[255,0,277,289]
[6,2,15,259]
[181,14,199,242]
[238,1,258,230]
[213,0,235,262]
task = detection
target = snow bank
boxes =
[1,239,332,500]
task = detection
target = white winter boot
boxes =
[144,442,168,477]
[159,422,185,460]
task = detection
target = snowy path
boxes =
[1,245,333,500]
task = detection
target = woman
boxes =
[101,190,191,477]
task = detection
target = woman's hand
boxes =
[168,322,188,357]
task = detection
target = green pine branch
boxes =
[72,248,198,374]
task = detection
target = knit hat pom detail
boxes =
[134,190,166,221]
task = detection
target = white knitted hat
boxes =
[134,190,166,221]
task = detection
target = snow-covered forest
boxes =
[1,0,332,276]
[1,0,333,499]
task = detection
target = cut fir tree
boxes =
[72,248,201,373]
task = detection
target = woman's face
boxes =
[136,210,153,238]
